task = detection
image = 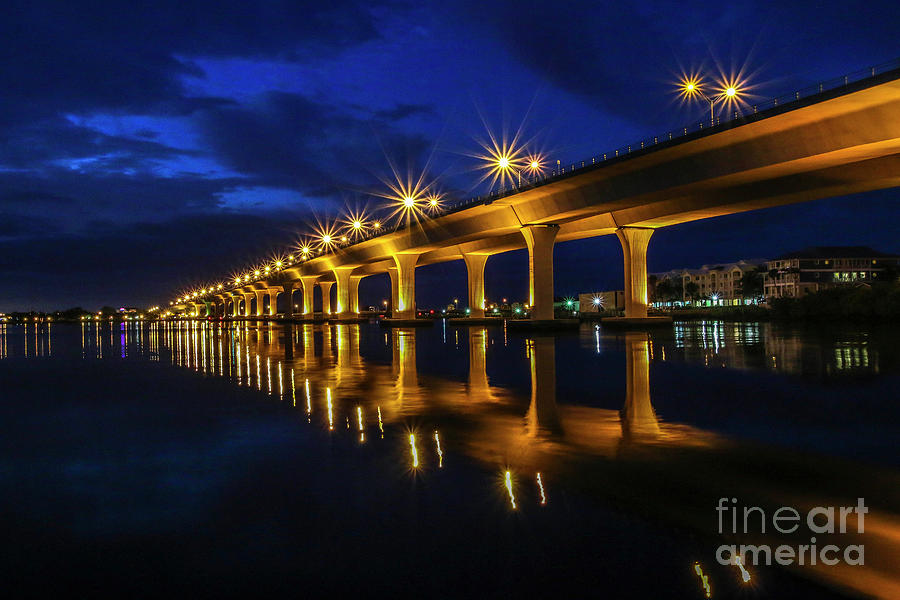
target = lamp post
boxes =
[680,77,742,127]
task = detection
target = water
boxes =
[1,320,898,598]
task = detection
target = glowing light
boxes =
[403,196,415,207]
[373,221,381,229]
[409,433,419,468]
[301,245,311,255]
[734,556,751,583]
[326,387,334,430]
[694,563,711,598]
[725,86,737,97]
[377,406,384,437]
[536,472,547,505]
[274,260,282,269]
[434,431,443,468]
[497,156,510,169]
[340,235,348,242]
[305,378,312,416]
[322,234,332,244]
[357,406,364,431]
[264,266,271,274]
[352,220,363,229]
[505,470,516,509]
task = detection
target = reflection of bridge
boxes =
[148,321,900,599]
[179,66,900,325]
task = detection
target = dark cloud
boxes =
[197,91,434,196]
[372,103,437,121]
[1,0,393,122]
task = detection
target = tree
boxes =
[736,266,765,299]
[684,281,700,302]
[654,278,676,303]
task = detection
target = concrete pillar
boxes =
[349,275,365,314]
[231,295,241,317]
[254,290,266,317]
[521,224,559,321]
[616,227,655,318]
[463,253,489,318]
[621,332,659,439]
[332,267,355,316]
[242,292,254,316]
[318,281,334,315]
[298,276,318,316]
[387,267,399,315]
[392,253,419,319]
[267,289,280,316]
[282,283,296,317]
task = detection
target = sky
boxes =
[2,0,898,312]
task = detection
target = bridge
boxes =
[175,60,900,325]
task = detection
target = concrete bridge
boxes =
[179,64,900,324]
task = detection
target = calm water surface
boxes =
[1,320,898,598]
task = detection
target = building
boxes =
[652,260,765,306]
[764,246,900,298]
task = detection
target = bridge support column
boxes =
[231,294,241,317]
[318,281,334,315]
[616,227,654,319]
[332,267,355,317]
[298,276,318,316]
[349,275,366,314]
[387,267,399,315]
[242,292,254,316]
[463,253,489,318]
[282,283,296,317]
[254,290,266,317]
[267,288,280,316]
[392,253,419,320]
[521,224,559,321]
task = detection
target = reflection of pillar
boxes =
[301,324,315,368]
[282,283,296,317]
[526,336,562,436]
[267,289,280,316]
[521,224,559,321]
[387,267,399,315]
[318,281,334,315]
[333,267,354,316]
[463,253,489,318]
[349,275,365,314]
[255,290,267,317]
[392,328,418,387]
[616,227,655,318]
[283,325,294,360]
[468,327,489,392]
[392,254,419,319]
[349,323,362,366]
[621,332,660,439]
[299,276,318,316]
[334,324,350,366]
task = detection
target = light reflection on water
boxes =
[3,319,900,598]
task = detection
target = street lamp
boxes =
[679,76,744,126]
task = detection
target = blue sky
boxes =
[1,1,898,310]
